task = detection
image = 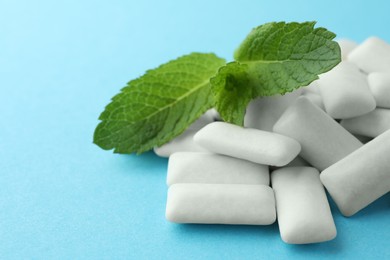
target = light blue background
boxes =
[1,0,389,259]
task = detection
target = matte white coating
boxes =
[166,183,276,225]
[337,39,358,60]
[340,108,390,138]
[302,80,321,94]
[194,122,301,166]
[321,129,390,216]
[272,167,337,244]
[167,152,269,186]
[317,61,376,119]
[348,37,390,73]
[367,72,390,108]
[273,97,363,171]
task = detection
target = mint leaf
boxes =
[93,53,225,154]
[210,62,253,126]
[211,21,341,125]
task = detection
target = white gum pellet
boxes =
[273,97,363,171]
[244,89,302,131]
[340,108,390,138]
[167,152,269,186]
[194,122,301,166]
[272,167,337,244]
[337,39,358,60]
[321,129,390,217]
[317,61,376,119]
[368,72,390,108]
[166,183,276,225]
[348,37,390,73]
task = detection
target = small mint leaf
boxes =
[211,21,341,125]
[210,62,254,125]
[94,53,225,154]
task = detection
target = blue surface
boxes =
[1,0,389,259]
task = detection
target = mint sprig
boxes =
[93,21,341,154]
[211,21,341,125]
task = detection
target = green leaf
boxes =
[210,62,253,126]
[211,21,341,125]
[93,52,225,154]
